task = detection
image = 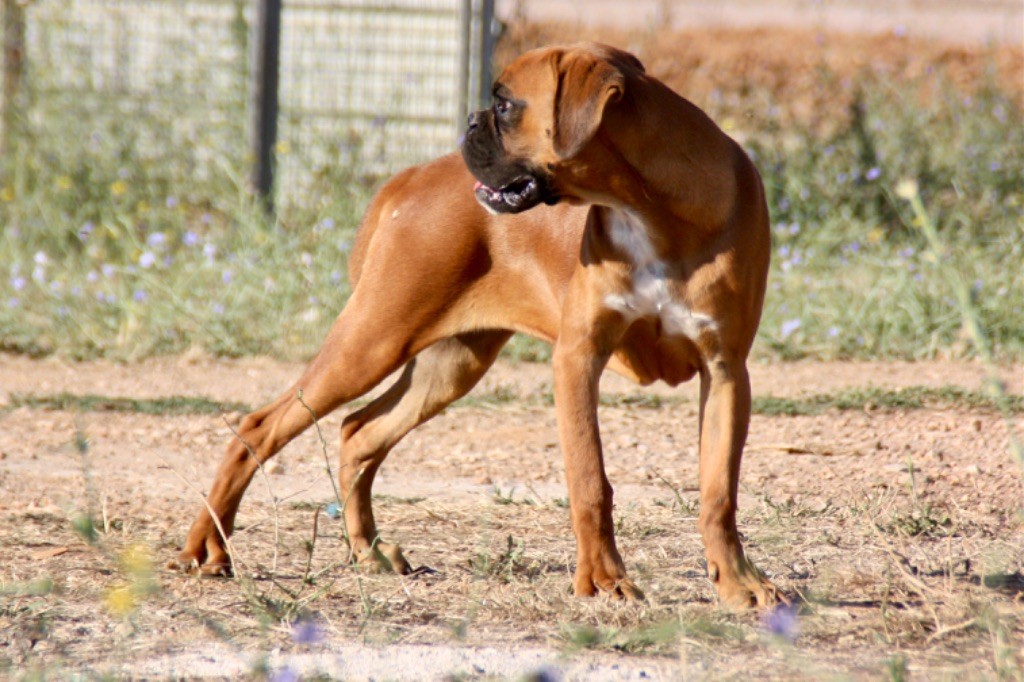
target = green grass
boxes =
[10,385,1017,418]
[0,47,1020,362]
[7,392,252,415]
[752,386,1024,417]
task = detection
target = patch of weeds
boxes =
[884,654,909,682]
[9,392,252,416]
[560,621,682,655]
[373,493,426,505]
[678,612,747,643]
[616,514,670,539]
[490,486,535,506]
[752,386,1023,416]
[469,534,534,582]
[885,505,952,538]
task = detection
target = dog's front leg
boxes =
[697,358,779,609]
[553,305,644,600]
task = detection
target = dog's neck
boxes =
[595,75,744,234]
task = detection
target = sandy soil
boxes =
[1,354,1021,679]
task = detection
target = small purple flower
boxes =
[203,243,217,261]
[338,240,352,253]
[222,269,233,284]
[780,318,802,339]
[837,172,848,184]
[291,618,323,645]
[893,24,907,38]
[101,264,116,278]
[972,279,982,293]
[71,286,82,297]
[330,270,343,283]
[57,305,69,318]
[212,302,225,315]
[788,222,800,235]
[78,221,95,241]
[271,666,299,682]
[166,196,179,209]
[183,230,200,247]
[33,251,48,266]
[763,603,799,642]
[87,270,99,283]
[823,146,835,157]
[11,276,26,291]
[7,297,19,308]
[201,213,212,225]
[778,245,790,259]
[865,167,881,181]
[133,289,148,302]
[139,251,157,269]
[146,232,166,248]
[32,265,46,283]
[828,326,840,338]
[898,247,915,259]
[989,161,1002,172]
[320,217,335,230]
[300,252,313,267]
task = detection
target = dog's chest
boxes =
[602,210,715,341]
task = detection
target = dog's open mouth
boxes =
[473,175,542,214]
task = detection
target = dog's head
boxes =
[461,42,645,214]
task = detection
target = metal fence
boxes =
[2,0,495,205]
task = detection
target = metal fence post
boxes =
[1,0,25,157]
[250,0,281,214]
[477,0,494,110]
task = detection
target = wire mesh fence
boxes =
[3,0,493,206]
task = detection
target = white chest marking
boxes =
[603,210,716,341]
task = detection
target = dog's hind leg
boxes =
[170,296,449,576]
[337,329,512,574]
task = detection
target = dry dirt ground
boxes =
[1,352,1021,679]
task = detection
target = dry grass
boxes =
[2,394,1021,679]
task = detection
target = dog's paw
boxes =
[602,576,645,601]
[354,542,411,575]
[167,551,233,578]
[709,559,781,610]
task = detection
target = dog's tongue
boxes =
[473,181,484,191]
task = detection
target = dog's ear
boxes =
[553,45,641,159]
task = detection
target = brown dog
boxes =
[172,42,778,609]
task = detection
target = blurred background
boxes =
[0,0,1020,362]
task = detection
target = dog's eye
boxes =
[495,99,514,116]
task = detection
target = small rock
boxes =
[264,460,284,475]
[964,464,981,475]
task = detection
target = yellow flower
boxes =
[136,200,150,214]
[721,117,736,132]
[866,227,884,244]
[57,175,74,190]
[895,179,919,200]
[110,180,128,197]
[121,543,152,576]
[0,186,13,202]
[275,140,291,155]
[105,585,136,616]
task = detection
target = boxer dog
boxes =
[172,42,778,609]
